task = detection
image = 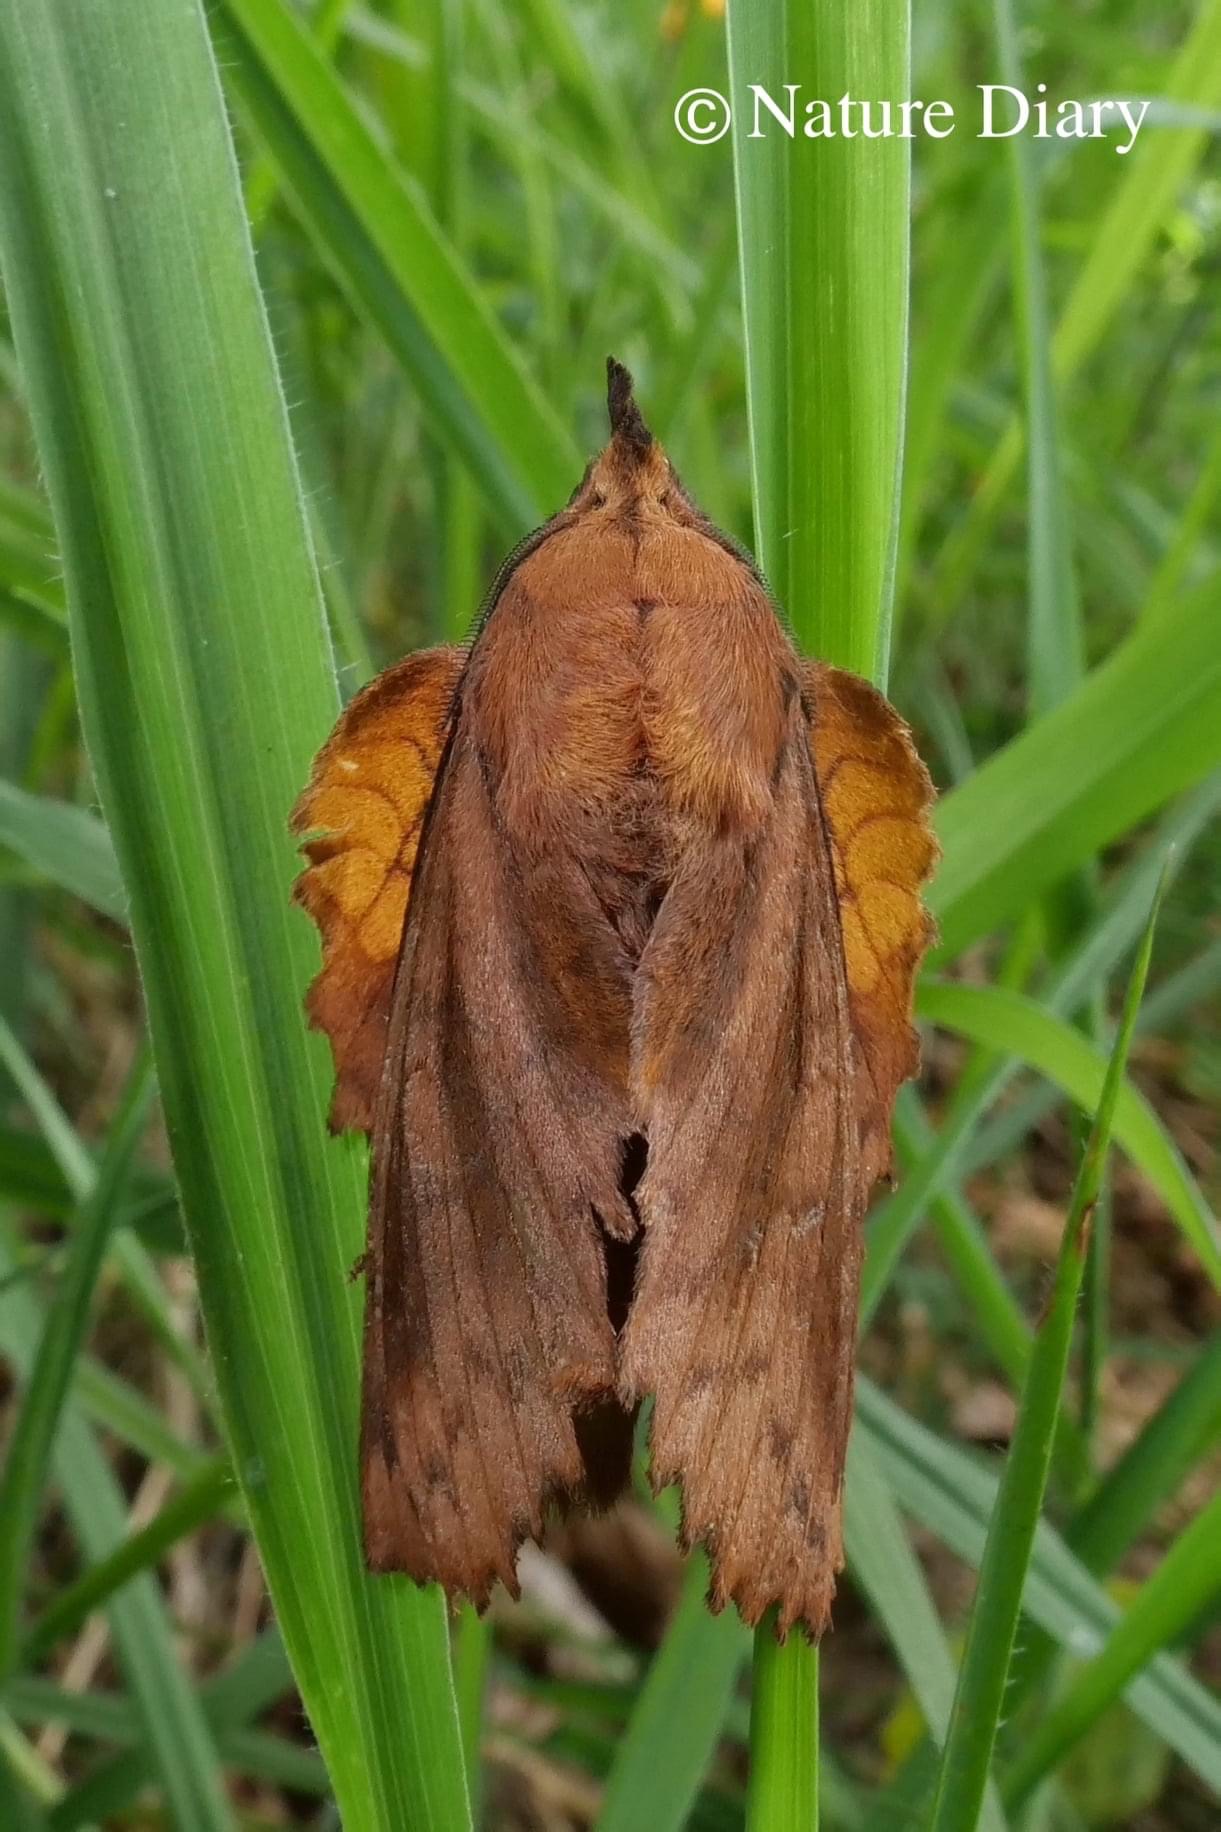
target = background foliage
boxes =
[0,0,1218,1828]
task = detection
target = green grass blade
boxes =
[0,784,124,923]
[930,581,1221,955]
[927,877,1164,1831]
[0,1044,154,1677]
[213,0,579,535]
[0,1723,50,1831]
[0,592,67,659]
[727,0,910,680]
[994,0,1081,718]
[40,1630,298,1829]
[598,1554,747,1832]
[1145,418,1221,616]
[0,1015,210,1400]
[0,1228,235,1831]
[0,2,469,1825]
[927,0,1221,622]
[0,532,65,627]
[74,1358,213,1477]
[959,778,1221,1175]
[916,979,1219,1283]
[0,1018,93,1196]
[895,173,1005,610]
[1068,1331,1221,1578]
[748,1613,819,1832]
[7,1669,334,1800]
[0,640,45,1099]
[0,484,65,655]
[726,4,911,1814]
[243,0,352,231]
[452,1605,490,1821]
[345,15,697,306]
[21,1454,235,1667]
[1136,933,1221,1032]
[844,1436,1009,1832]
[858,1380,1221,1786]
[1010,1331,1221,1720]
[0,1125,181,1255]
[1002,1488,1221,1810]
[510,0,653,205]
[860,1077,996,1327]
[0,478,54,544]
[885,1098,1090,1480]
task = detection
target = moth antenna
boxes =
[606,356,654,456]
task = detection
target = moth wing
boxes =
[804,661,938,1185]
[361,714,633,1603]
[291,647,465,1133]
[621,672,936,1639]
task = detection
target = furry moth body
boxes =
[293,361,937,1638]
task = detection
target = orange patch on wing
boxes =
[805,661,939,1185]
[291,646,465,1133]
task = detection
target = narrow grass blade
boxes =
[0,1229,235,1831]
[1010,1331,1221,1726]
[0,1045,154,1676]
[926,0,1221,622]
[0,1019,91,1194]
[1068,1331,1221,1579]
[927,876,1165,1831]
[40,1629,297,1829]
[844,1437,1009,1832]
[930,580,1221,956]
[860,1078,996,1326]
[0,1018,209,1396]
[74,1359,213,1477]
[0,1725,50,1830]
[958,778,1221,1174]
[727,0,911,680]
[346,15,697,303]
[726,5,911,1814]
[452,1605,490,1822]
[1145,418,1221,615]
[0,2,469,1824]
[0,593,66,659]
[213,0,579,534]
[243,0,352,230]
[748,1613,819,1832]
[1003,1488,1221,1809]
[511,0,653,208]
[885,1096,1092,1480]
[0,533,65,626]
[0,1127,180,1256]
[993,0,1081,717]
[857,1378,1221,1786]
[21,1454,235,1666]
[6,1670,333,1800]
[0,784,125,921]
[895,173,1006,611]
[916,979,1219,1283]
[0,483,65,654]
[0,641,45,1095]
[598,1554,747,1832]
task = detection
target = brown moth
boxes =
[292,361,937,1638]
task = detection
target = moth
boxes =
[293,361,936,1638]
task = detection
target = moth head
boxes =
[574,357,687,521]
